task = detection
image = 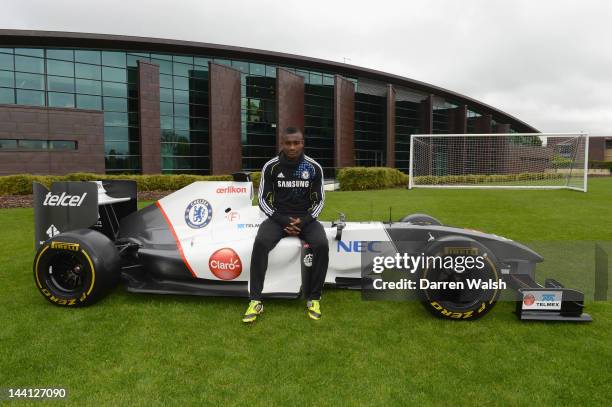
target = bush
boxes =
[589,161,612,170]
[412,172,564,186]
[0,172,262,195]
[337,167,409,191]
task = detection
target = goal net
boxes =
[409,133,588,192]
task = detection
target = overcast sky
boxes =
[2,0,611,134]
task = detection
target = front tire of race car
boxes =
[419,236,501,321]
[33,229,120,307]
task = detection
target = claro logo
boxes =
[209,248,243,280]
[216,186,247,194]
[43,192,87,207]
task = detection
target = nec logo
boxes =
[43,192,87,207]
[216,186,247,194]
[337,241,381,253]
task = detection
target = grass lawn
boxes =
[1,178,610,405]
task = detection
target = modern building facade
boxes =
[3,29,597,177]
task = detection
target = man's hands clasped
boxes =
[284,217,302,236]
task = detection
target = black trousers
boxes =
[249,217,329,301]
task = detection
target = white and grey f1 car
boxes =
[32,174,591,322]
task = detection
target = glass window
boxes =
[323,75,334,86]
[0,53,13,70]
[76,94,102,110]
[47,76,75,93]
[194,57,210,67]
[249,63,265,76]
[105,126,139,142]
[266,65,276,78]
[174,89,189,104]
[160,102,173,116]
[102,66,126,82]
[0,70,14,87]
[309,72,323,85]
[173,55,193,64]
[48,92,75,108]
[174,116,189,130]
[105,141,139,155]
[173,62,192,77]
[232,60,248,73]
[213,58,231,67]
[161,115,173,129]
[19,139,46,149]
[101,51,126,68]
[0,88,14,104]
[49,140,77,150]
[47,59,74,77]
[104,112,128,126]
[127,68,138,84]
[102,82,127,97]
[173,75,189,90]
[160,88,173,102]
[151,58,172,75]
[15,72,45,90]
[103,97,128,112]
[159,74,172,88]
[76,78,102,95]
[75,50,101,64]
[0,48,13,54]
[46,49,74,61]
[151,53,172,61]
[15,48,44,57]
[75,63,101,80]
[0,139,17,149]
[15,55,44,74]
[173,103,189,117]
[127,54,149,67]
[191,69,208,79]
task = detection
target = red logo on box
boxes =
[209,248,242,280]
[523,293,535,306]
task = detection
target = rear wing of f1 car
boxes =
[33,180,137,249]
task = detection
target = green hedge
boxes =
[337,167,409,191]
[589,161,612,170]
[413,172,564,185]
[0,172,262,195]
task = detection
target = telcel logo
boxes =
[337,241,381,253]
[216,186,247,194]
[43,192,87,207]
[209,248,243,280]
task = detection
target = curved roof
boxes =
[0,29,538,132]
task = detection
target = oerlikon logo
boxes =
[216,186,247,194]
[209,248,242,280]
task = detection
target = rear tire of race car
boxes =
[33,229,120,307]
[419,236,501,321]
[400,213,442,226]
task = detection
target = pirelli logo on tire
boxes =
[443,247,479,256]
[50,241,80,251]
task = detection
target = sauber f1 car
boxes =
[32,175,591,322]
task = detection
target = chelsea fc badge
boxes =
[185,199,213,228]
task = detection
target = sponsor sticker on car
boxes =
[522,290,562,310]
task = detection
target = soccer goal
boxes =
[409,133,589,192]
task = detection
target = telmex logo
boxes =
[337,241,381,253]
[43,192,87,207]
[209,248,243,280]
[541,294,557,302]
[216,186,247,194]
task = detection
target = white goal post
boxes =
[408,133,589,192]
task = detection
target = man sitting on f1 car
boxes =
[243,126,328,323]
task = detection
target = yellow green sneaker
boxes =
[242,300,263,323]
[306,300,321,320]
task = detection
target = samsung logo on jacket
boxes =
[277,180,310,188]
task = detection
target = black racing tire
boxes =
[419,235,500,321]
[33,229,120,307]
[400,213,442,226]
